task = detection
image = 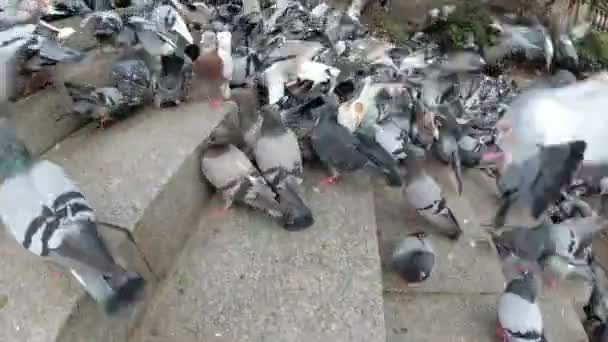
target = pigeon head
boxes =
[111,59,152,106]
[506,268,539,303]
[392,249,435,283]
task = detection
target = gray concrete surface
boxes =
[384,292,588,342]
[0,99,233,342]
[132,170,386,342]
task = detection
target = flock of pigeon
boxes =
[3,0,608,340]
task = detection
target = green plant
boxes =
[424,0,494,50]
[576,30,608,64]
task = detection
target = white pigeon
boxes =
[216,31,232,100]
[497,271,546,342]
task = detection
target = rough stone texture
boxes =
[541,298,589,342]
[13,50,119,156]
[133,171,386,342]
[384,293,588,342]
[373,177,506,294]
[384,293,497,342]
[44,100,235,278]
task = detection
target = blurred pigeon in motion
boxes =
[252,104,314,231]
[391,231,435,284]
[493,215,608,288]
[497,270,546,342]
[0,24,34,102]
[201,144,291,228]
[433,114,464,195]
[80,10,127,51]
[0,21,84,97]
[311,94,401,186]
[399,144,462,240]
[193,30,227,108]
[584,260,608,342]
[0,122,145,314]
[64,59,151,128]
[485,15,554,71]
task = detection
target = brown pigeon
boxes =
[193,31,225,108]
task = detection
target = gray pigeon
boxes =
[0,24,34,101]
[494,140,586,228]
[493,215,608,286]
[497,270,546,342]
[80,11,125,50]
[64,82,130,128]
[201,144,289,227]
[0,22,84,97]
[584,260,608,340]
[64,58,151,128]
[400,144,463,240]
[433,114,464,195]
[0,122,145,313]
[252,104,314,231]
[391,231,435,283]
[485,15,554,71]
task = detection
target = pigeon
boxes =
[261,40,337,105]
[391,231,435,283]
[64,83,131,128]
[193,31,226,108]
[201,144,290,227]
[0,24,35,102]
[399,144,463,240]
[433,114,464,195]
[311,95,401,186]
[63,59,151,128]
[538,253,594,285]
[80,10,125,50]
[584,260,608,337]
[497,270,546,342]
[493,215,608,287]
[485,15,554,71]
[494,140,587,228]
[1,22,84,97]
[252,104,314,231]
[0,123,145,313]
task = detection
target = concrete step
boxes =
[373,177,505,295]
[13,49,119,156]
[0,100,235,342]
[132,170,386,342]
[384,292,588,342]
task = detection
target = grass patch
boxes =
[423,0,495,50]
[576,31,608,65]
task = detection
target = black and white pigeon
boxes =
[0,122,145,313]
[201,144,290,228]
[391,231,435,283]
[497,270,547,342]
[399,144,463,240]
[251,104,314,231]
[311,94,401,186]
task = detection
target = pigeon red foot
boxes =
[496,323,508,342]
[319,175,339,186]
[209,97,223,108]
